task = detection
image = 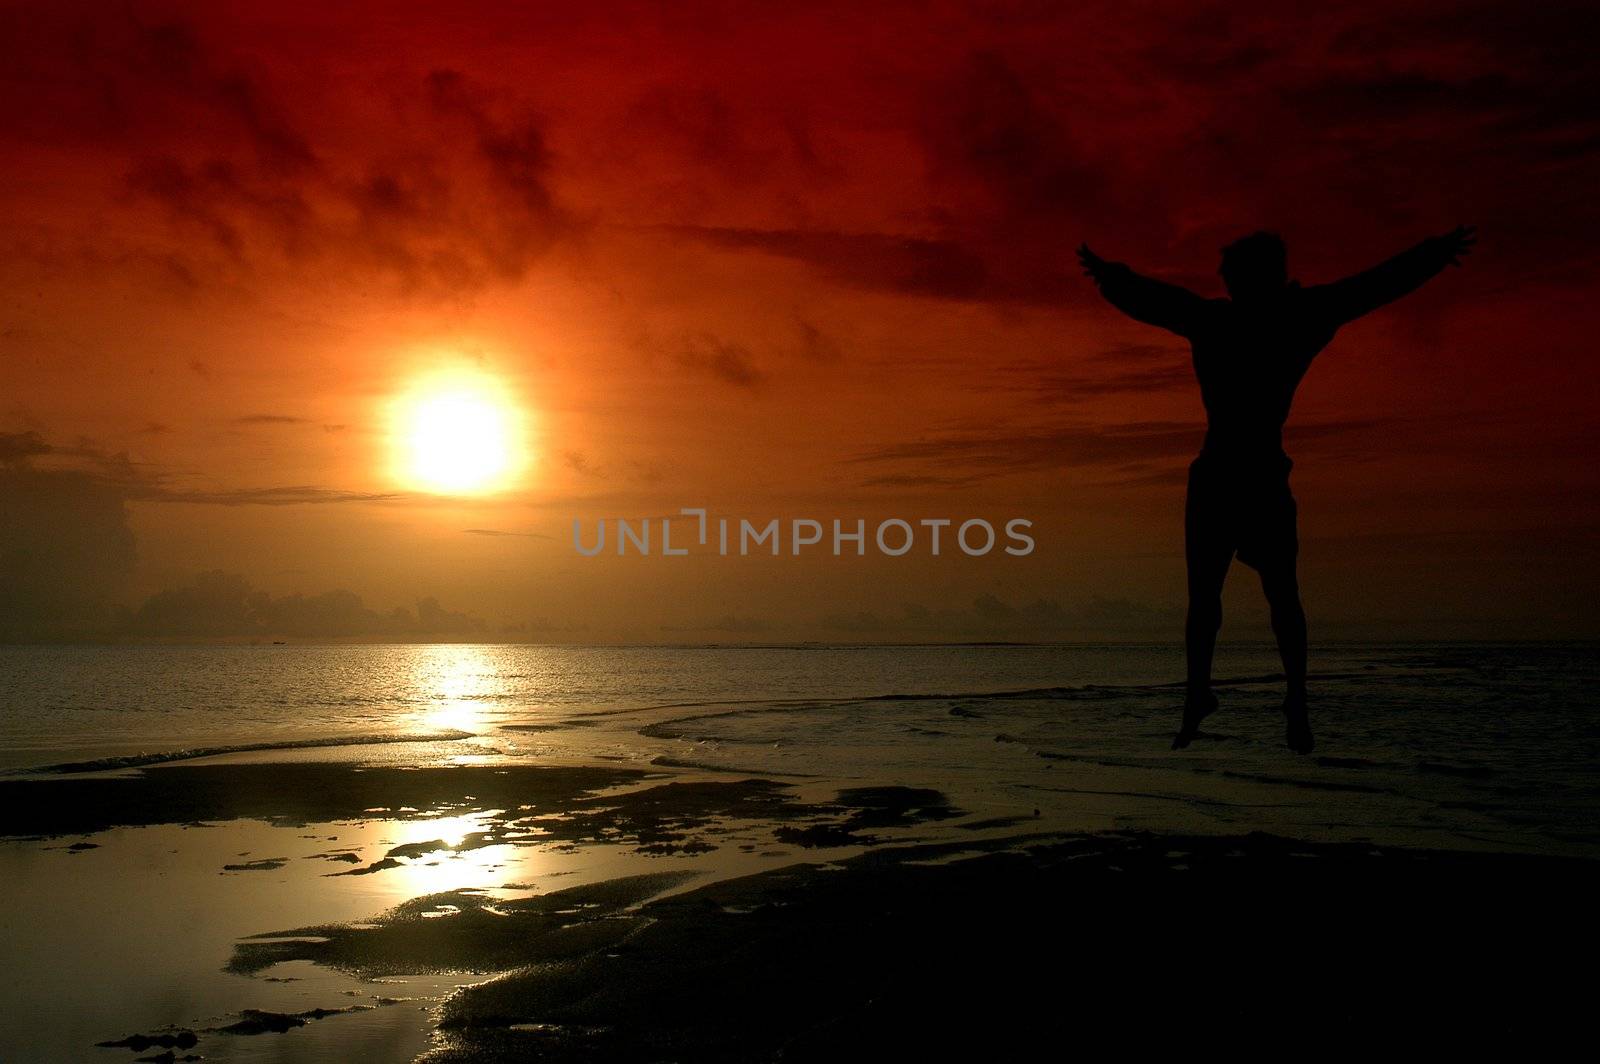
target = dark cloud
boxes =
[0,428,480,639]
[0,430,421,637]
[1,9,573,294]
[0,9,311,161]
[987,344,1193,403]
[12,2,1599,307]
[235,414,311,425]
[518,616,589,636]
[3,429,159,496]
[0,430,52,464]
[228,415,348,435]
[624,460,667,485]
[794,318,843,363]
[557,450,666,485]
[125,570,487,638]
[7,1,1600,306]
[562,450,602,478]
[0,466,136,638]
[624,83,825,184]
[1134,12,1275,87]
[1055,362,1193,398]
[848,416,1395,486]
[848,420,1207,480]
[666,226,988,300]
[463,528,551,540]
[857,472,985,490]
[7,429,391,508]
[130,485,402,506]
[920,50,1108,227]
[660,614,770,635]
[631,322,766,388]
[669,331,766,388]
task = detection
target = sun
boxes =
[391,370,526,494]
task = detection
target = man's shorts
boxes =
[1185,452,1297,572]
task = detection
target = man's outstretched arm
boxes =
[1078,244,1207,337]
[1311,225,1476,325]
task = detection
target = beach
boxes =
[2,642,1597,1060]
[7,0,1599,1056]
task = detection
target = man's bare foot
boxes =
[1284,693,1314,754]
[1172,690,1218,749]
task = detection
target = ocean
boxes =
[3,641,1595,854]
[2,640,1596,1062]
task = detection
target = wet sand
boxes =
[407,833,1597,1060]
[3,753,1598,1060]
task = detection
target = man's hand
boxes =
[1078,243,1111,282]
[1076,244,1204,335]
[1430,225,1477,267]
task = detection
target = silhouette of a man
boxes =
[1079,226,1475,753]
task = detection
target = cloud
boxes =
[235,414,312,425]
[666,225,988,300]
[0,430,52,464]
[667,331,766,388]
[125,570,488,638]
[0,465,137,638]
[919,50,1110,228]
[9,427,401,508]
[513,616,590,636]
[229,416,349,435]
[2,10,573,295]
[0,432,146,637]
[0,432,417,637]
[0,430,484,640]
[985,343,1193,403]
[562,450,601,478]
[635,319,843,390]
[557,449,665,485]
[857,472,985,490]
[138,486,402,506]
[624,82,827,183]
[794,318,843,363]
[11,1,1599,310]
[463,528,551,540]
[847,420,1207,481]
[659,614,770,635]
[847,416,1397,487]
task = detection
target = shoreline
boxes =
[5,638,1598,1060]
[6,752,1593,1056]
[4,754,1597,1060]
[6,749,1594,858]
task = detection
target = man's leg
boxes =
[1177,534,1232,749]
[1258,561,1312,753]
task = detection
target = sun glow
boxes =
[392,370,526,494]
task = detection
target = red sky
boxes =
[2,0,1598,641]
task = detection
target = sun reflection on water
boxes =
[408,812,481,848]
[406,645,508,735]
[372,812,535,905]
[389,843,520,902]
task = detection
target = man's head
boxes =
[1219,231,1288,302]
